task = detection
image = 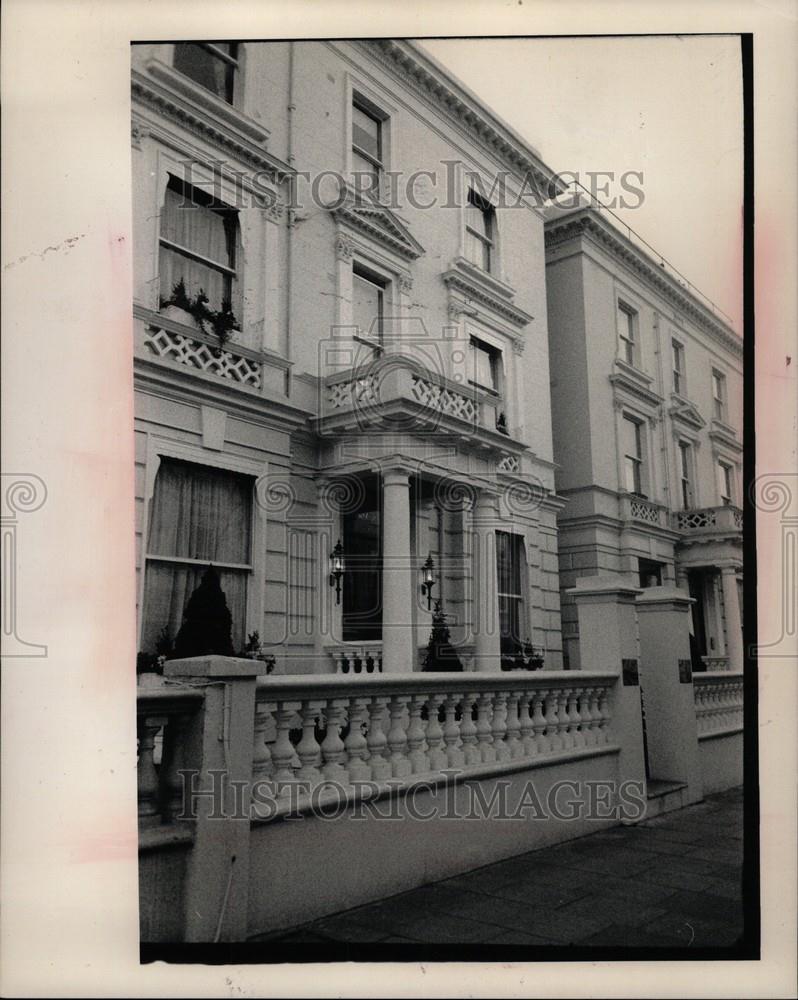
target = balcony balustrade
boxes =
[672,504,743,535]
[620,494,668,528]
[693,672,744,738]
[250,670,618,815]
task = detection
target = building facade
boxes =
[131,40,567,676]
[544,207,744,672]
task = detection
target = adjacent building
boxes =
[131,40,567,676]
[544,206,744,671]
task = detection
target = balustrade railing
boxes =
[137,685,204,828]
[673,505,743,534]
[325,643,383,674]
[693,672,744,737]
[251,672,618,814]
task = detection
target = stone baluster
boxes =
[557,687,574,750]
[569,688,585,749]
[460,692,482,766]
[491,691,511,762]
[295,700,323,784]
[159,713,190,821]
[320,699,349,783]
[545,690,563,752]
[532,690,550,755]
[518,692,535,757]
[505,691,524,759]
[272,702,300,791]
[579,688,596,748]
[387,695,412,778]
[251,703,275,797]
[597,686,611,744]
[344,697,372,783]
[424,694,448,772]
[367,697,392,780]
[443,693,465,769]
[476,692,497,763]
[138,715,166,827]
[406,695,431,774]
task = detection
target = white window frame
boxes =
[678,438,695,510]
[464,187,496,274]
[138,435,268,650]
[717,459,735,506]
[622,413,646,496]
[711,368,727,421]
[672,338,686,396]
[344,75,395,200]
[172,41,241,107]
[351,261,387,345]
[617,301,639,367]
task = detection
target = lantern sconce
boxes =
[420,552,436,611]
[329,539,345,605]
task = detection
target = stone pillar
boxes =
[163,655,270,942]
[566,576,647,812]
[720,563,744,672]
[636,587,704,806]
[471,489,502,671]
[382,467,414,673]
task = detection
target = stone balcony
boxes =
[317,354,522,455]
[672,504,743,536]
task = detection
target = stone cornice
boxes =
[131,65,293,179]
[609,370,664,410]
[443,260,533,330]
[544,209,743,359]
[363,40,565,197]
[708,419,743,453]
[669,396,707,431]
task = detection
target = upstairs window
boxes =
[717,461,734,506]
[712,369,727,420]
[352,97,384,187]
[621,415,645,496]
[173,42,239,104]
[672,339,685,395]
[678,440,694,509]
[464,188,495,272]
[617,302,638,366]
[468,337,500,395]
[352,264,386,343]
[638,558,664,588]
[159,175,239,316]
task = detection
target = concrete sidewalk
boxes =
[258,787,745,947]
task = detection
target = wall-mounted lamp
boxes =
[329,539,345,605]
[420,552,436,611]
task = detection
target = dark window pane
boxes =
[174,43,235,102]
[352,103,381,161]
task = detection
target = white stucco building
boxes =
[131,40,567,675]
[544,206,744,672]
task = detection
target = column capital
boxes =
[381,466,413,488]
[717,561,743,575]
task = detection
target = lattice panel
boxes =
[675,509,717,531]
[410,375,478,422]
[327,376,379,410]
[498,455,520,473]
[144,327,261,388]
[630,500,660,524]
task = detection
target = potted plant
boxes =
[239,630,276,673]
[422,601,463,672]
[159,281,240,351]
[172,565,235,659]
[159,278,195,327]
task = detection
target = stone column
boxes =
[382,467,414,673]
[720,563,744,672]
[636,587,704,806]
[472,489,503,672]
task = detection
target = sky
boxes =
[422,35,744,332]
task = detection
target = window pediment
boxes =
[442,257,532,331]
[669,396,706,431]
[332,196,425,262]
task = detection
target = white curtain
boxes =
[141,459,251,653]
[159,180,234,313]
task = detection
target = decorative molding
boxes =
[609,370,663,410]
[332,196,425,261]
[131,119,149,149]
[131,66,292,179]
[708,419,743,453]
[398,273,414,294]
[335,233,356,262]
[669,396,707,431]
[511,338,525,356]
[262,199,285,224]
[364,40,564,199]
[544,209,743,358]
[442,259,533,330]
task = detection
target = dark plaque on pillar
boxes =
[622,658,639,686]
[678,658,693,683]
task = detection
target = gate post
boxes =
[635,587,704,806]
[567,576,647,819]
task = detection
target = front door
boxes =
[342,482,382,641]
